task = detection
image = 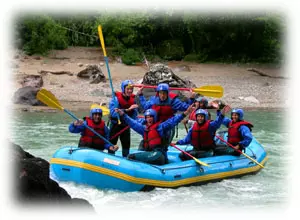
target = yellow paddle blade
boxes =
[193,85,224,98]
[36,89,64,110]
[193,156,210,167]
[100,106,110,116]
[97,25,107,57]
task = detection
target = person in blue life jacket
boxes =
[214,108,253,156]
[137,83,196,143]
[176,105,231,160]
[114,105,194,165]
[69,104,119,152]
[108,80,139,157]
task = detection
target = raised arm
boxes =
[114,109,145,136]
[138,95,155,110]
[172,97,191,112]
[158,104,194,134]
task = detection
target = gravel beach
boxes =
[10,47,289,112]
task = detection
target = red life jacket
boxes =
[143,122,162,151]
[152,92,177,122]
[228,120,253,145]
[79,117,106,150]
[191,120,215,150]
[115,91,136,117]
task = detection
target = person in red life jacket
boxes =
[108,80,139,157]
[115,105,194,165]
[69,104,119,152]
[176,105,231,160]
[137,83,196,143]
[214,108,253,156]
[183,97,213,129]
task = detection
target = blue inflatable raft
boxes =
[50,133,268,192]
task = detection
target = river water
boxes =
[8,109,290,215]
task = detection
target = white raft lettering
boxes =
[103,158,120,166]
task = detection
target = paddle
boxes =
[36,88,114,146]
[99,105,110,116]
[110,125,130,140]
[131,84,224,98]
[98,25,121,124]
[215,135,264,168]
[170,143,209,167]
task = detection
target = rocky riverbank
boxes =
[9,47,289,112]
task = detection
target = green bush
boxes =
[183,53,199,62]
[156,40,185,60]
[15,12,283,63]
[121,48,141,65]
[16,15,68,55]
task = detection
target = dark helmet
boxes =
[231,108,244,120]
[121,80,133,93]
[195,109,209,120]
[195,97,208,108]
[144,109,157,122]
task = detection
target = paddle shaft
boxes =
[64,109,114,146]
[215,135,264,168]
[170,143,209,167]
[109,114,147,140]
[110,125,130,140]
[132,84,213,92]
[132,84,190,91]
[98,25,121,124]
[183,123,188,133]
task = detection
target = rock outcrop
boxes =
[10,141,94,211]
[77,64,106,84]
[12,86,45,106]
[142,63,195,88]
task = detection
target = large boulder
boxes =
[10,141,94,211]
[77,64,106,84]
[138,63,197,103]
[12,86,45,106]
[142,63,195,87]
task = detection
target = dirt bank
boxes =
[10,47,289,112]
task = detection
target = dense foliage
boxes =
[14,11,284,63]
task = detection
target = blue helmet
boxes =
[121,80,133,93]
[195,109,209,120]
[231,108,244,120]
[144,109,157,122]
[156,83,169,93]
[195,97,208,107]
[90,104,103,118]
